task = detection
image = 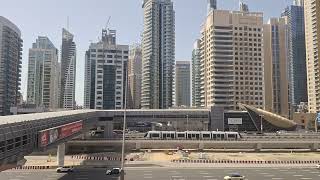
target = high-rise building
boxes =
[199,6,264,110]
[282,2,308,109]
[141,0,175,109]
[27,37,60,110]
[294,0,304,6]
[304,0,320,112]
[263,18,290,118]
[207,0,217,14]
[192,40,202,107]
[175,61,191,107]
[128,44,142,109]
[84,29,129,109]
[0,16,22,116]
[60,28,76,110]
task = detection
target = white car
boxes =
[224,173,245,180]
[316,164,320,169]
[56,166,74,173]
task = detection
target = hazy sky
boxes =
[0,0,291,106]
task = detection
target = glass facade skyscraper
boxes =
[282,3,308,109]
[141,0,175,109]
[0,16,22,116]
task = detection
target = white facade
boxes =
[27,37,60,110]
[60,28,76,110]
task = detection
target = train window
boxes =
[171,134,174,138]
[177,134,185,138]
[203,134,210,138]
[151,133,159,138]
[196,134,200,139]
[212,134,217,139]
[221,134,225,139]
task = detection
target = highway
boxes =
[2,167,320,180]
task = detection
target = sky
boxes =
[0,0,291,106]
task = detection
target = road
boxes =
[2,167,320,180]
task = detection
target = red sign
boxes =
[39,120,83,147]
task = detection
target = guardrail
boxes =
[171,159,320,164]
[80,137,320,142]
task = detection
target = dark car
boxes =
[106,168,121,175]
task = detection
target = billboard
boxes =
[228,118,242,125]
[39,120,83,147]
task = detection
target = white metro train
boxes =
[144,131,242,140]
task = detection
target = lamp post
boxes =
[120,63,128,180]
[186,115,189,131]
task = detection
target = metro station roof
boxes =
[239,103,297,129]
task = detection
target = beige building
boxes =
[263,18,290,118]
[304,0,320,112]
[128,44,142,109]
[200,7,264,110]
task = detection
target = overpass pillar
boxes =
[199,142,204,150]
[311,143,319,151]
[255,143,262,152]
[57,143,65,167]
[104,121,114,139]
[136,142,141,150]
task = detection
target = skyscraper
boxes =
[200,5,264,110]
[60,28,76,110]
[207,0,217,14]
[0,16,22,116]
[304,0,320,112]
[27,37,60,110]
[263,18,290,118]
[128,44,142,109]
[192,40,201,107]
[175,61,191,107]
[84,29,129,109]
[141,0,175,109]
[282,2,307,109]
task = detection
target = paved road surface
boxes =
[1,167,320,180]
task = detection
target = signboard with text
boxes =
[228,118,243,125]
[39,120,83,147]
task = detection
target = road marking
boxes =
[203,175,213,178]
[171,176,183,178]
[300,178,312,180]
[200,172,209,175]
[265,174,275,177]
[294,175,303,177]
[143,177,152,179]
[271,178,284,180]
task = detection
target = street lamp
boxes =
[120,63,128,180]
[186,115,189,131]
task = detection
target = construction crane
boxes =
[105,16,111,30]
